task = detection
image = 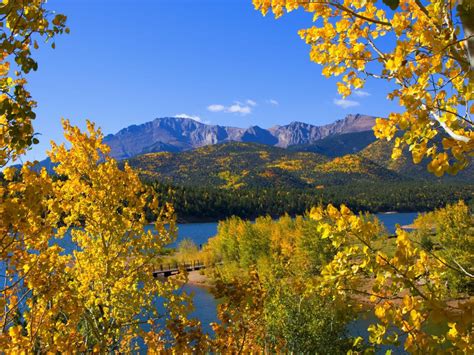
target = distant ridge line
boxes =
[103,114,377,160]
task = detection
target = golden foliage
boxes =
[218,170,248,189]
[205,203,473,352]
[1,121,207,352]
[317,155,369,174]
[253,0,473,176]
[0,0,68,166]
[206,215,352,352]
[267,158,305,171]
[310,203,473,353]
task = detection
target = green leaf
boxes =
[383,0,400,10]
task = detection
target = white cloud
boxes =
[175,113,210,124]
[353,90,371,97]
[207,102,252,115]
[207,104,225,112]
[333,98,360,109]
[246,99,257,107]
[267,99,279,106]
[175,113,201,121]
[227,104,252,115]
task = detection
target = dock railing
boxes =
[153,260,211,278]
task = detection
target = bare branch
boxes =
[426,106,471,143]
[452,259,474,278]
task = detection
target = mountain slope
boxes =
[126,142,405,189]
[358,139,474,181]
[269,114,375,147]
[288,130,377,157]
[103,117,243,160]
[104,114,376,160]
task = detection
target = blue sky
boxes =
[24,0,400,161]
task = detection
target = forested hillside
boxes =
[127,142,406,189]
[149,181,473,222]
[358,138,474,181]
[129,141,473,220]
[127,141,472,189]
[287,130,377,157]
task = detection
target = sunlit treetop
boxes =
[253,0,473,176]
[0,0,68,166]
[0,120,209,352]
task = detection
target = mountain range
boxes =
[22,114,472,188]
[103,114,376,160]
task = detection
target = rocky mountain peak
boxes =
[102,114,377,160]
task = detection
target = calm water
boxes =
[376,212,418,234]
[144,222,218,249]
[182,284,218,335]
[164,211,418,248]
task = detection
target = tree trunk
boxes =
[459,0,474,71]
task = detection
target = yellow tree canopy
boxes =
[0,0,68,166]
[253,0,473,176]
[1,121,207,352]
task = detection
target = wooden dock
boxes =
[153,260,207,278]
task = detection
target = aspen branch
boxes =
[459,0,474,70]
[296,1,392,26]
[452,259,474,278]
[430,109,470,143]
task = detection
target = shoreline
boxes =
[184,271,470,315]
[186,270,213,288]
[169,210,425,225]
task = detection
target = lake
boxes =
[149,211,419,250]
[59,212,418,252]
[175,212,417,354]
[58,212,418,351]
